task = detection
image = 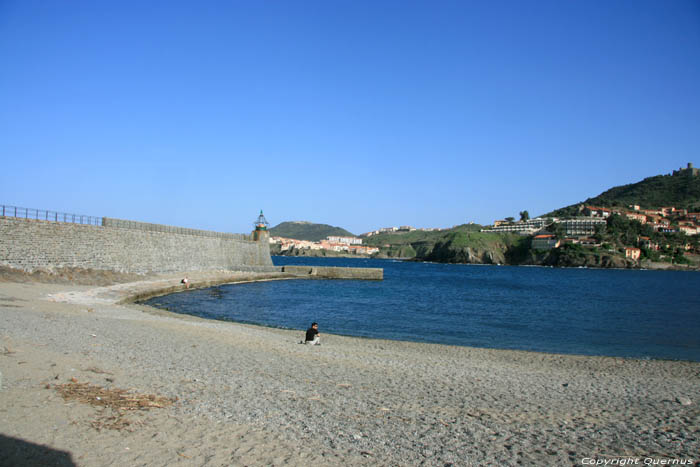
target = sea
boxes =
[144,256,700,362]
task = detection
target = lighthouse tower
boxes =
[252,210,270,242]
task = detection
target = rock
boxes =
[676,396,692,406]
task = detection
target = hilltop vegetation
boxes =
[363,224,521,264]
[546,171,700,218]
[269,221,355,242]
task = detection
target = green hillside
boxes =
[362,224,520,263]
[546,170,700,217]
[269,221,355,242]
[363,224,481,246]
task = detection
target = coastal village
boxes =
[269,234,381,255]
[484,203,699,261]
[271,163,700,265]
[271,224,468,255]
[270,202,700,261]
[485,163,700,263]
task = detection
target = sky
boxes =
[1,1,699,235]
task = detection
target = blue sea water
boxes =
[144,256,700,361]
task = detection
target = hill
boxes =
[546,169,700,218]
[268,221,355,242]
[362,224,519,263]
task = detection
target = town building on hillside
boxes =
[578,237,601,247]
[642,209,663,217]
[270,236,323,251]
[583,206,612,218]
[320,240,348,252]
[660,207,677,217]
[532,234,560,250]
[647,216,670,229]
[398,226,416,232]
[638,236,659,251]
[554,218,607,237]
[679,224,699,236]
[482,217,554,235]
[271,235,379,255]
[625,212,647,223]
[625,247,641,261]
[327,236,362,245]
[347,245,380,255]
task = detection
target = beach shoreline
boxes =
[1,272,699,466]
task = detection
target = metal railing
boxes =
[103,217,251,240]
[1,204,253,240]
[1,204,103,226]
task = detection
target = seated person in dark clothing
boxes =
[305,322,320,345]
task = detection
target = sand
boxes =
[1,271,698,466]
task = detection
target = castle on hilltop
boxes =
[673,163,699,177]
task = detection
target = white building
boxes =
[481,218,555,235]
[326,236,362,245]
[555,218,607,237]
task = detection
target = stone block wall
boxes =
[282,265,383,280]
[0,217,274,274]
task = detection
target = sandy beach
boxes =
[1,272,698,466]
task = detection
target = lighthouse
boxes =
[252,210,270,242]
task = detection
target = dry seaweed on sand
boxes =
[53,379,176,431]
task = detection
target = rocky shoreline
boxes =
[1,272,698,466]
[273,249,699,271]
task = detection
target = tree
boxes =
[551,222,566,240]
[505,217,515,223]
[519,210,530,222]
[593,224,606,243]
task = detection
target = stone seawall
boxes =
[0,217,274,274]
[281,265,383,280]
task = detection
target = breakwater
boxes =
[0,214,274,274]
[281,265,383,280]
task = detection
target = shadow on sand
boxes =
[0,434,76,467]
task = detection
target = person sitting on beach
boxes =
[305,322,320,345]
[181,276,190,289]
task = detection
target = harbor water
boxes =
[144,256,700,361]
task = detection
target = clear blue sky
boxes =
[1,1,699,235]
